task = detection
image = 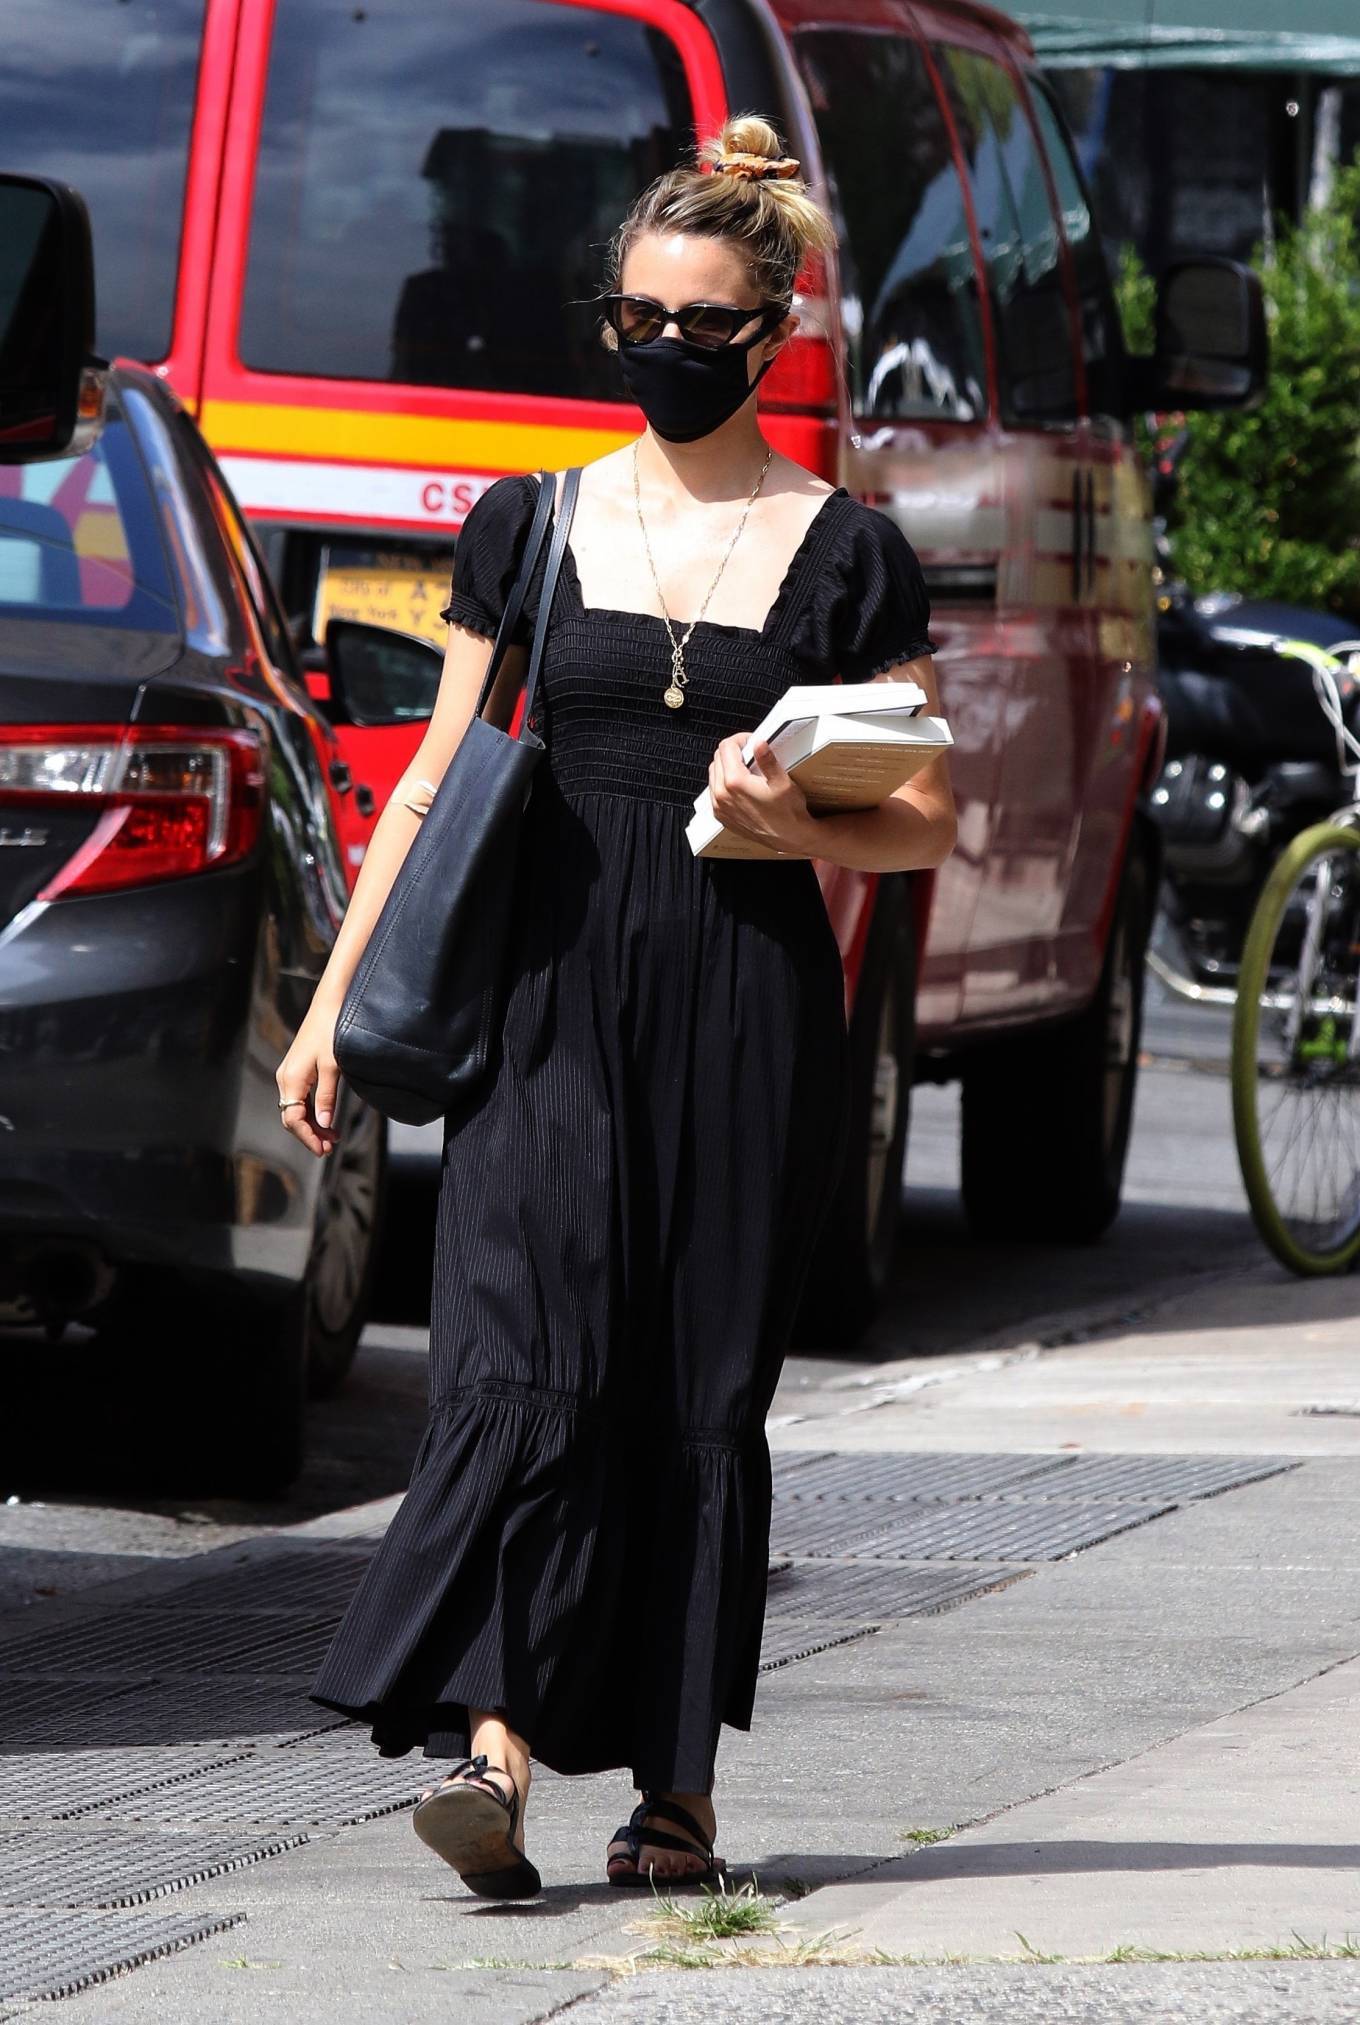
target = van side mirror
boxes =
[1127,258,1267,415]
[0,174,107,462]
[324,619,443,726]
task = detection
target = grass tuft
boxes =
[1101,1934,1360,1964]
[644,1875,782,1942]
[634,1942,729,1970]
[1014,1931,1066,1964]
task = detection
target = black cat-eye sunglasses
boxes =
[600,293,789,352]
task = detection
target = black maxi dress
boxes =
[310,476,936,1793]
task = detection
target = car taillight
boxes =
[0,724,265,898]
[759,258,840,414]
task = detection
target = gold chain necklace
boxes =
[632,440,774,709]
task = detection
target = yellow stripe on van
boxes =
[199,400,633,471]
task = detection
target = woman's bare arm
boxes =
[275,621,524,1154]
[705,655,958,873]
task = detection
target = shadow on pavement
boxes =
[863,1189,1266,1366]
[0,1327,428,1524]
[878,1837,1360,1879]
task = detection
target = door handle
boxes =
[1071,469,1099,603]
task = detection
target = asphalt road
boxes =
[0,980,1261,1613]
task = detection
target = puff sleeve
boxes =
[803,502,938,681]
[439,474,540,643]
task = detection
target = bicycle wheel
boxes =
[1231,820,1360,1274]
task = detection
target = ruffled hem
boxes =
[309,1379,769,1789]
[438,592,499,638]
[861,634,939,678]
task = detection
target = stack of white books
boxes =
[686,681,952,860]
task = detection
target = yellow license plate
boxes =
[314,545,455,650]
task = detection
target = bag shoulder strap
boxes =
[521,466,581,733]
[473,471,555,721]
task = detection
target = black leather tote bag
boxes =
[335,467,580,1125]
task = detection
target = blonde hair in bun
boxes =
[606,113,835,321]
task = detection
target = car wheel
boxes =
[794,875,916,1348]
[305,1092,386,1399]
[960,845,1151,1243]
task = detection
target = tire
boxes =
[1231,820,1360,1276]
[960,844,1151,1243]
[305,1091,387,1399]
[794,875,916,1348]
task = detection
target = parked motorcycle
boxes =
[1149,581,1360,1003]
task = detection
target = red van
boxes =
[19,0,1261,1331]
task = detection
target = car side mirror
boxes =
[323,619,443,726]
[0,174,107,462]
[1126,258,1267,415]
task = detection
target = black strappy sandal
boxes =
[412,1752,541,1899]
[606,1791,726,1890]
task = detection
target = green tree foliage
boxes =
[1115,164,1360,617]
[1113,241,1156,355]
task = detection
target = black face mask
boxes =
[616,332,780,444]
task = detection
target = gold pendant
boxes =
[663,683,686,709]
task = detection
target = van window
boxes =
[1027,83,1125,421]
[939,51,1078,425]
[794,30,987,423]
[240,0,690,399]
[0,0,204,363]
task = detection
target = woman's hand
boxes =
[276,996,342,1159]
[707,733,818,856]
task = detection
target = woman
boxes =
[279,115,956,1899]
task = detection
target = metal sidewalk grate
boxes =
[771,1451,1073,1503]
[829,1498,1163,1563]
[769,1502,921,1558]
[0,1445,1301,2006]
[765,1559,1022,1621]
[0,1750,251,1825]
[0,1609,341,1682]
[1002,1454,1299,1505]
[1,1680,142,1744]
[83,1740,426,1830]
[2,1677,347,1751]
[0,1905,244,2004]
[760,1561,1027,1669]
[0,1827,307,1910]
[163,1547,376,1618]
[759,1621,881,1671]
[770,1450,1299,1513]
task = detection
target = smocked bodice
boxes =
[439,473,937,813]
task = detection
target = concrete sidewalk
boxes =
[4,1261,1358,2023]
[781,1652,1360,1961]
